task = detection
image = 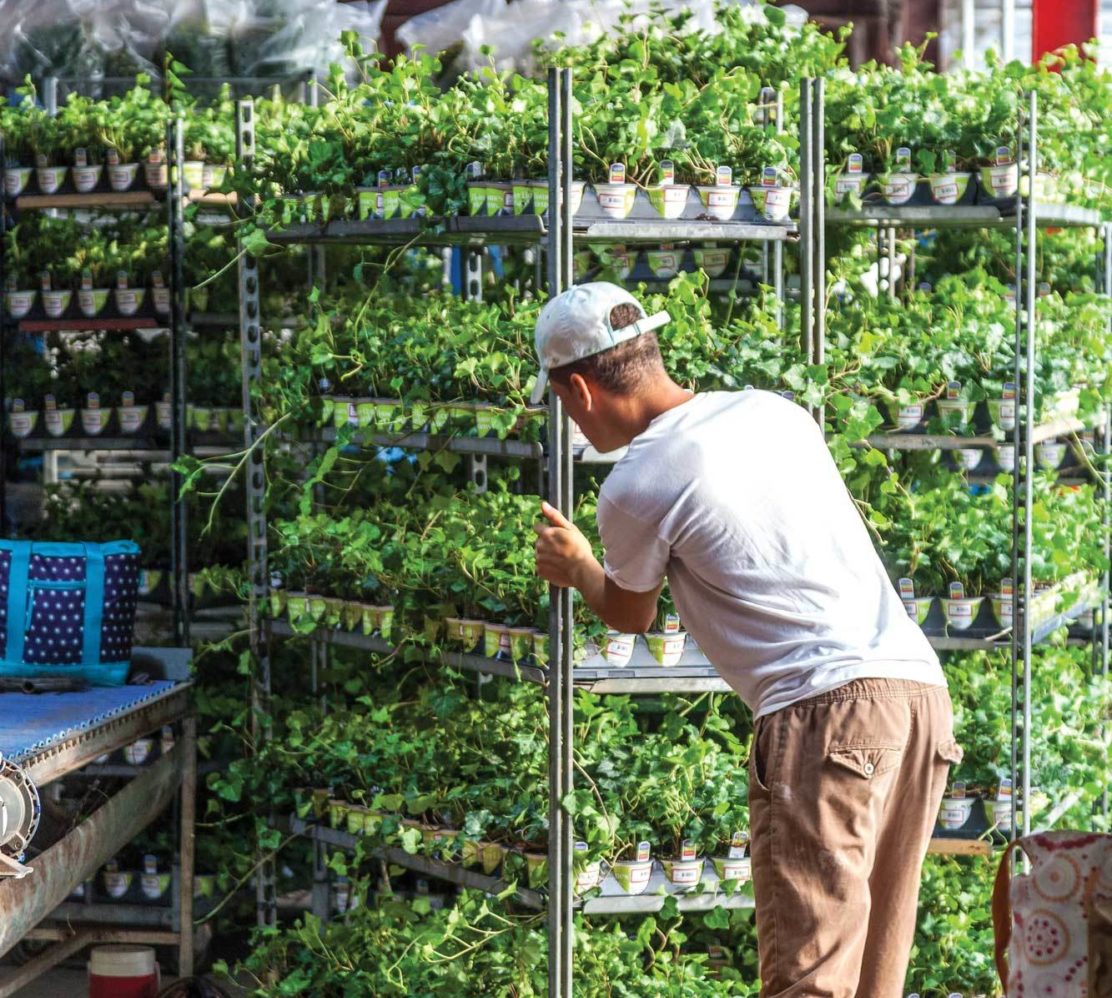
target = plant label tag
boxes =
[1001,578,1013,598]
[780,390,794,401]
[996,145,1013,166]
[715,165,732,187]
[35,153,47,168]
[39,270,51,291]
[75,147,87,167]
[151,270,164,288]
[681,839,697,861]
[116,270,129,290]
[81,270,92,290]
[946,380,961,400]
[761,166,778,187]
[898,577,916,599]
[148,148,163,164]
[949,581,965,600]
[609,162,626,185]
[575,841,588,853]
[86,392,99,410]
[411,165,422,182]
[11,399,24,414]
[942,150,955,173]
[952,780,966,799]
[847,152,863,174]
[663,613,681,634]
[997,777,1013,800]
[918,282,932,292]
[1037,281,1051,297]
[121,391,135,408]
[44,395,57,412]
[1002,381,1017,400]
[636,840,651,862]
[466,161,483,180]
[377,170,390,188]
[395,167,410,185]
[895,146,911,170]
[106,147,120,166]
[707,945,728,966]
[728,831,748,858]
[659,160,674,185]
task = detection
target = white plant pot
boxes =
[880,173,918,205]
[645,631,686,666]
[696,185,740,221]
[36,166,67,194]
[749,185,793,221]
[1035,441,1065,470]
[832,172,869,199]
[144,160,169,190]
[72,164,103,193]
[662,857,704,889]
[928,172,971,205]
[594,183,637,220]
[574,860,602,894]
[81,408,111,436]
[114,288,146,316]
[647,184,690,219]
[6,290,36,318]
[4,167,33,197]
[987,397,1016,431]
[78,288,110,317]
[936,398,973,427]
[691,248,730,278]
[903,596,934,626]
[103,869,133,899]
[980,163,1018,199]
[117,405,149,434]
[943,597,984,631]
[990,594,1013,629]
[712,856,751,883]
[891,402,925,431]
[124,738,153,765]
[645,250,681,279]
[938,796,975,830]
[183,161,205,189]
[156,399,172,430]
[603,631,636,667]
[202,163,227,188]
[44,408,75,437]
[995,446,1016,472]
[982,797,1021,829]
[152,287,171,314]
[610,859,653,895]
[41,290,71,318]
[8,410,38,438]
[107,163,140,192]
[955,448,983,471]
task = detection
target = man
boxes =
[531,282,962,998]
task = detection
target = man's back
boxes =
[597,389,944,717]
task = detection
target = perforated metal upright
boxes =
[236,98,277,926]
[546,66,576,998]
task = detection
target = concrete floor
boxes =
[11,967,179,996]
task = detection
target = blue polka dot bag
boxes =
[0,540,141,687]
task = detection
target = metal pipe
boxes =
[962,0,976,68]
[799,79,814,411]
[1002,0,1016,62]
[177,717,196,976]
[813,78,826,433]
[0,744,183,957]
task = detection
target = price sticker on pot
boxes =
[659,160,674,185]
[761,165,778,187]
[996,145,1013,166]
[636,840,651,863]
[997,777,1013,801]
[895,146,911,170]
[715,164,732,187]
[609,162,626,185]
[847,152,863,174]
[946,380,961,400]
[951,780,966,800]
[680,839,697,861]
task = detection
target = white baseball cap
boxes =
[529,282,670,405]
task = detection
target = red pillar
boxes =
[1032,0,1098,62]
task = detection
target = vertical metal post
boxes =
[177,716,196,976]
[1021,92,1036,841]
[773,91,785,328]
[0,135,7,532]
[1102,225,1112,823]
[811,79,826,432]
[310,639,331,919]
[236,99,275,927]
[799,80,814,412]
[168,118,190,647]
[887,227,898,299]
[961,0,976,68]
[44,77,58,117]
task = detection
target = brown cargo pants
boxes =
[749,678,962,998]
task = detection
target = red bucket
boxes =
[88,945,160,998]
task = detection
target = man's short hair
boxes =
[547,303,665,395]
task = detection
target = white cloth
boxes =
[597,390,945,718]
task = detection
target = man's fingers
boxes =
[540,500,573,529]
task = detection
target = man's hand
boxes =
[533,501,596,589]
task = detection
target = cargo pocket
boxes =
[748,715,776,796]
[937,738,964,766]
[826,743,904,780]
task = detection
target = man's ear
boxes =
[568,372,593,412]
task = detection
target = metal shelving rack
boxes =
[237,70,814,998]
[0,122,193,647]
[819,89,1112,845]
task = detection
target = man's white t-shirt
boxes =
[597,389,945,718]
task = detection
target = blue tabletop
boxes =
[0,680,179,763]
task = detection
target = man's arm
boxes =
[533,501,662,634]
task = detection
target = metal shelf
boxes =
[286,817,754,916]
[13,191,160,211]
[15,435,238,453]
[287,817,546,910]
[17,316,164,333]
[924,591,1103,651]
[826,201,1105,229]
[863,417,1086,452]
[576,218,795,244]
[316,426,544,459]
[927,837,993,857]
